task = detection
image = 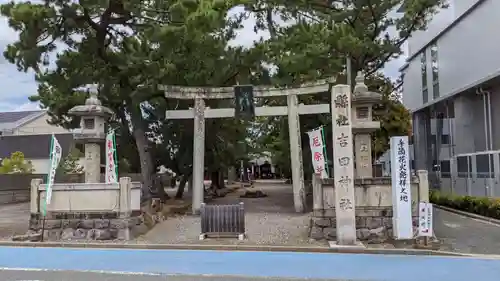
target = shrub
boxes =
[429,189,500,219]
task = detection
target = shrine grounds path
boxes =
[135,183,327,247]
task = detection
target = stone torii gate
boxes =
[161,80,334,214]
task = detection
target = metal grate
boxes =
[199,203,245,240]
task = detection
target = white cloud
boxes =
[13,101,41,111]
[0,4,410,112]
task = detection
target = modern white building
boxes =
[0,110,85,174]
[400,0,500,196]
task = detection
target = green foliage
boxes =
[0,0,258,194]
[430,190,500,219]
[369,74,412,159]
[57,148,83,174]
[0,0,442,184]
[246,0,442,175]
[247,0,447,83]
[253,74,411,177]
[0,151,34,174]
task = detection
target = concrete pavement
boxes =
[0,246,499,281]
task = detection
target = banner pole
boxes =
[41,134,55,242]
[112,129,119,180]
[320,127,329,177]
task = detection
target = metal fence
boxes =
[430,150,500,197]
[199,203,245,240]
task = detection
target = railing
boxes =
[199,203,245,240]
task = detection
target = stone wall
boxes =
[28,212,142,241]
[27,177,142,241]
[0,173,146,206]
[310,208,419,243]
[0,189,30,204]
[310,176,423,243]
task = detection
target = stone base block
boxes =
[26,212,143,242]
[310,208,419,244]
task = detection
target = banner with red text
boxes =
[105,130,118,183]
[307,127,329,179]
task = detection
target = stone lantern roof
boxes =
[351,71,382,104]
[68,91,114,118]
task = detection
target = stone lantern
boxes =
[68,91,113,183]
[351,71,382,178]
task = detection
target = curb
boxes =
[434,205,500,226]
[0,241,471,257]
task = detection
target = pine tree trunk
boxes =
[130,106,155,203]
[175,176,188,199]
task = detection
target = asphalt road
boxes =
[0,246,499,281]
[0,270,339,281]
[434,207,500,255]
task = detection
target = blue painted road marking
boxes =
[0,246,499,281]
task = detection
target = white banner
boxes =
[105,130,118,183]
[307,128,328,178]
[45,135,62,209]
[390,136,413,239]
[418,202,433,237]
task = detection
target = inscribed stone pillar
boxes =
[354,134,372,178]
[30,178,42,214]
[312,173,323,211]
[118,177,132,216]
[118,177,131,240]
[192,97,206,214]
[331,84,357,245]
[85,143,101,183]
[287,94,306,213]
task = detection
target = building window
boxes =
[421,52,428,103]
[440,160,451,178]
[431,43,439,98]
[457,156,471,178]
[441,134,450,145]
[476,154,495,178]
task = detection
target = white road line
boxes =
[452,213,500,227]
[0,267,164,276]
[443,222,461,228]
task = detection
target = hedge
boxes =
[429,189,500,219]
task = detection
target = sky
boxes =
[0,4,409,113]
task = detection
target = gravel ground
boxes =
[135,184,327,247]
